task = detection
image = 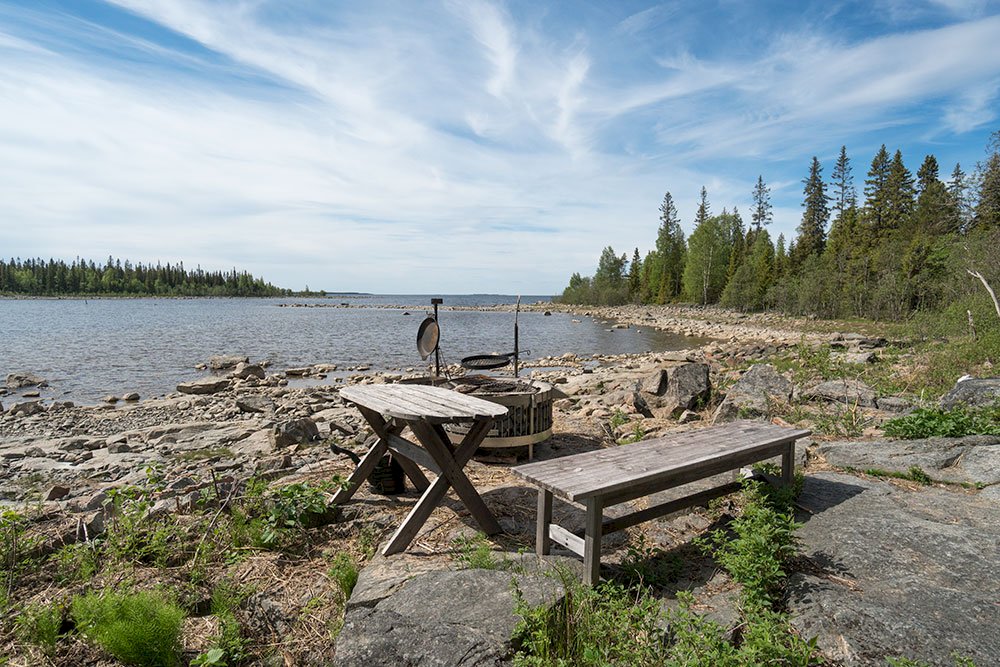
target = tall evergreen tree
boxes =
[750,175,772,232]
[628,247,642,301]
[916,154,939,195]
[975,133,1000,230]
[884,149,916,231]
[949,163,973,231]
[792,156,830,265]
[913,156,958,236]
[831,145,856,221]
[864,144,892,232]
[655,191,686,301]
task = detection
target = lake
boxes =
[0,296,706,405]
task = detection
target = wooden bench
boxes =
[510,421,811,585]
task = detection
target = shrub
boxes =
[452,532,502,571]
[71,589,185,667]
[883,404,1000,439]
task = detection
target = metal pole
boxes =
[431,298,443,377]
[513,295,520,378]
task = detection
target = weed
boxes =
[327,553,359,599]
[356,523,380,560]
[453,532,502,570]
[51,542,99,583]
[812,400,872,437]
[608,408,629,431]
[618,535,681,589]
[174,447,235,462]
[883,404,1000,439]
[72,589,185,667]
[191,648,227,666]
[102,485,185,566]
[14,601,63,655]
[617,422,646,445]
[208,579,250,663]
[862,466,934,486]
[258,479,344,548]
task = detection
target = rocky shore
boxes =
[2,306,999,666]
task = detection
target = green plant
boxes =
[453,532,502,570]
[883,404,1000,439]
[861,466,934,485]
[618,535,681,589]
[102,485,184,566]
[608,408,629,431]
[15,601,63,655]
[813,400,872,437]
[191,648,227,666]
[258,480,343,548]
[51,542,100,583]
[208,579,250,663]
[617,422,646,445]
[72,589,185,667]
[328,553,359,599]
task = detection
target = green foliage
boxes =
[15,601,63,655]
[861,466,934,485]
[607,408,629,432]
[72,589,185,667]
[327,553,359,598]
[699,481,801,611]
[883,404,1000,439]
[617,535,681,588]
[102,485,184,566]
[452,532,502,571]
[257,480,341,548]
[683,211,734,304]
[0,256,290,297]
[191,648,228,667]
[813,401,873,438]
[1,509,42,590]
[559,247,631,305]
[617,422,646,445]
[51,542,100,583]
[209,579,250,663]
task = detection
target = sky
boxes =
[1,0,999,294]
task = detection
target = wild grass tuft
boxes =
[72,589,185,667]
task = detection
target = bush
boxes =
[72,590,185,667]
[883,404,1000,439]
[15,601,63,655]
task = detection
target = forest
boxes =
[0,256,291,297]
[561,132,1000,328]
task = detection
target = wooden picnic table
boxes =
[512,421,811,585]
[334,383,509,555]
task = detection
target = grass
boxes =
[14,601,63,656]
[452,532,504,571]
[72,589,186,667]
[327,553,359,599]
[883,404,1000,439]
[861,466,934,486]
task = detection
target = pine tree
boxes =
[974,133,1000,230]
[751,176,772,232]
[884,149,916,231]
[949,163,973,231]
[916,154,939,195]
[628,247,642,301]
[792,156,830,265]
[655,192,686,301]
[831,145,856,221]
[864,144,892,233]
[913,156,959,236]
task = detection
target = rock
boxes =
[837,351,878,364]
[640,362,711,418]
[788,472,1000,666]
[815,435,1000,486]
[9,401,44,417]
[271,418,320,448]
[107,443,132,454]
[43,485,70,501]
[714,364,792,422]
[102,395,120,404]
[243,593,294,637]
[6,371,47,389]
[231,363,266,380]
[122,392,140,401]
[939,377,1000,410]
[284,367,311,377]
[207,355,248,371]
[236,396,273,414]
[805,379,877,408]
[677,409,700,424]
[176,378,230,395]
[876,396,911,413]
[335,567,566,667]
[0,399,3,413]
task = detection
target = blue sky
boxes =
[1,0,999,294]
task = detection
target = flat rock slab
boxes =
[176,378,230,395]
[788,472,1000,666]
[815,435,1000,487]
[335,561,571,667]
[939,377,1000,410]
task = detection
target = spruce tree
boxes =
[884,149,916,231]
[975,134,1000,230]
[864,144,892,233]
[916,155,939,195]
[751,175,772,232]
[949,163,973,231]
[831,145,856,221]
[628,247,642,301]
[792,156,830,266]
[655,192,686,301]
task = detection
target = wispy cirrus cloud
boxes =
[1,1,999,293]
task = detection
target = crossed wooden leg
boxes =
[381,418,501,555]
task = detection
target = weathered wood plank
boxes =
[340,384,507,423]
[386,433,442,475]
[549,523,584,557]
[537,489,553,556]
[601,482,741,534]
[583,497,604,586]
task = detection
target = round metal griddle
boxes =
[461,353,514,370]
[416,316,440,361]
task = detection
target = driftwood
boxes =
[967,269,1000,320]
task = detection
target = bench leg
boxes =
[583,497,604,586]
[781,442,795,487]
[536,489,552,556]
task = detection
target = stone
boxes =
[207,354,248,371]
[107,443,132,454]
[9,401,44,417]
[242,593,294,637]
[640,362,711,418]
[284,367,311,377]
[236,396,274,414]
[176,378,230,395]
[102,395,119,404]
[816,435,1000,487]
[231,363,266,380]
[876,396,911,413]
[714,364,792,422]
[939,377,1000,410]
[805,378,877,408]
[677,409,700,424]
[271,418,320,448]
[43,485,70,501]
[6,371,47,389]
[335,567,566,667]
[122,392,140,401]
[788,472,1000,666]
[837,351,879,364]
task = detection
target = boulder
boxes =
[271,418,320,448]
[815,435,1000,487]
[176,378,230,395]
[230,362,266,380]
[335,567,566,667]
[714,364,792,422]
[207,355,248,371]
[122,392,140,401]
[640,362,711,418]
[940,377,1000,410]
[6,372,47,389]
[788,472,1000,666]
[236,396,274,414]
[805,379,877,408]
[9,401,44,417]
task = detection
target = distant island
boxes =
[0,256,291,297]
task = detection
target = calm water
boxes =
[0,296,705,405]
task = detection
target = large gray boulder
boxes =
[271,418,320,447]
[714,364,792,422]
[939,377,1000,410]
[639,362,711,418]
[815,435,1000,487]
[207,354,248,370]
[335,566,566,666]
[805,379,877,408]
[176,378,230,395]
[788,472,1000,666]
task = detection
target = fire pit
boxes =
[443,376,554,460]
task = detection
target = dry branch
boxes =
[967,269,1000,320]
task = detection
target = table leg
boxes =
[537,489,552,556]
[583,497,604,586]
[331,438,388,506]
[355,407,430,492]
[781,442,795,487]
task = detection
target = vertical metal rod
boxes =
[432,298,443,377]
[513,295,520,378]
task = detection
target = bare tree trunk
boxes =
[967,270,1000,320]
